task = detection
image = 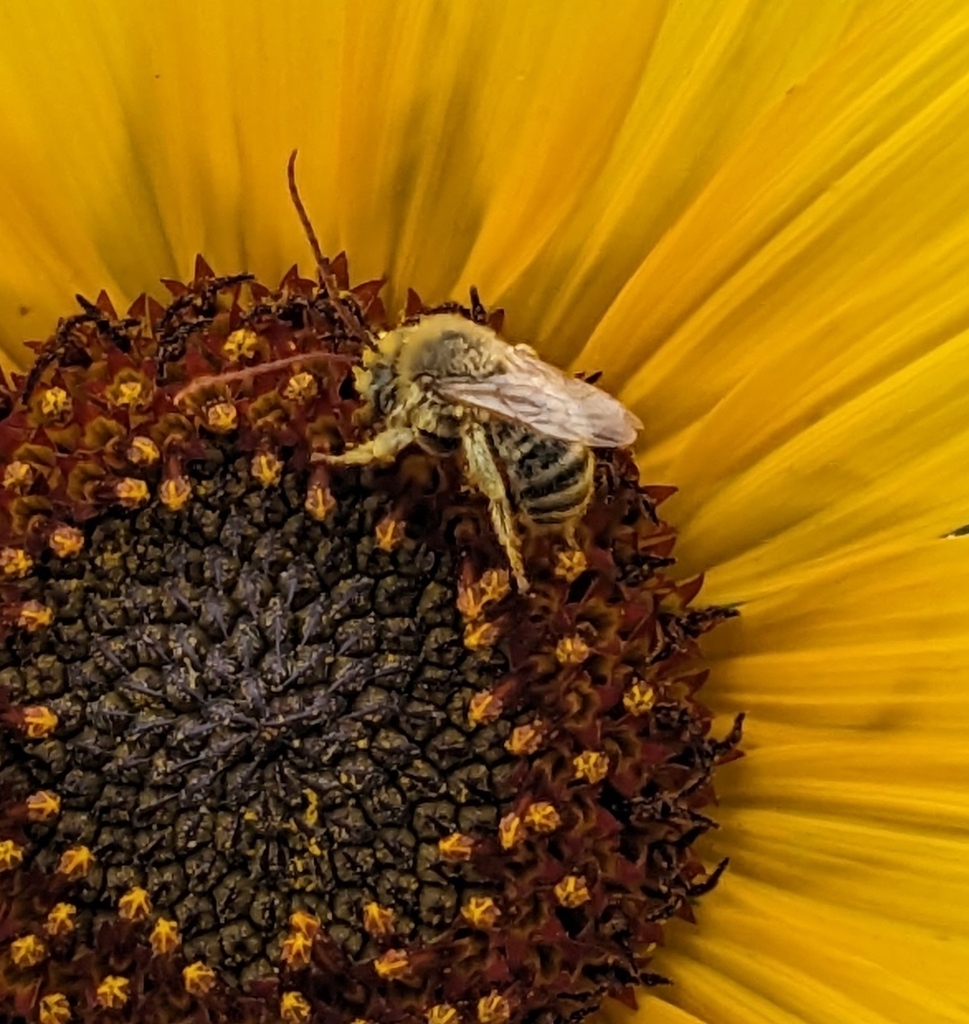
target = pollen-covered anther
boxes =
[554,875,591,908]
[524,801,561,835]
[205,400,238,433]
[505,721,545,757]
[438,832,475,862]
[304,483,336,521]
[461,896,500,930]
[118,886,152,922]
[223,327,259,360]
[56,845,95,880]
[467,690,503,727]
[127,435,160,466]
[280,991,312,1024]
[374,948,410,980]
[457,568,511,620]
[289,910,321,938]
[17,601,53,632]
[283,371,318,402]
[159,475,192,511]
[115,477,150,508]
[477,992,512,1024]
[464,620,499,651]
[555,635,591,666]
[362,901,396,937]
[498,812,525,851]
[109,378,151,409]
[623,678,656,716]
[553,548,587,583]
[38,993,71,1024]
[25,789,61,821]
[428,1004,460,1024]
[2,460,34,492]
[44,903,77,937]
[183,961,217,996]
[0,547,32,579]
[21,706,58,739]
[39,387,71,421]
[375,514,405,552]
[281,930,313,968]
[96,976,130,1010]
[149,917,180,955]
[0,839,24,871]
[252,451,283,488]
[10,934,47,967]
[573,750,610,784]
[48,525,84,559]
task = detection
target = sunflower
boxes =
[0,2,966,1024]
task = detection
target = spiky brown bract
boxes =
[0,257,740,1024]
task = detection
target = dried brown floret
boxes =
[0,260,741,1024]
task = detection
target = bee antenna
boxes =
[287,149,327,274]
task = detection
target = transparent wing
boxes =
[434,345,642,447]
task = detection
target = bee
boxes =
[324,314,642,589]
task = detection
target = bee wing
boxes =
[434,346,642,447]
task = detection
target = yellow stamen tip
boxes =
[373,948,410,980]
[44,903,77,937]
[118,886,152,922]
[182,961,217,996]
[115,477,150,508]
[554,874,591,908]
[38,993,71,1024]
[10,934,47,967]
[96,976,130,1010]
[26,789,61,821]
[362,901,396,937]
[56,845,95,880]
[438,832,475,862]
[623,679,656,716]
[477,992,512,1024]
[280,991,312,1024]
[149,917,180,955]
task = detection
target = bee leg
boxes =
[325,427,417,465]
[461,423,529,591]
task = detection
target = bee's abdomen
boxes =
[493,425,594,523]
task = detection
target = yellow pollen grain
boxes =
[461,896,500,930]
[39,387,70,420]
[623,679,656,716]
[26,790,61,821]
[21,706,58,739]
[428,1004,460,1024]
[555,635,591,666]
[554,548,587,582]
[206,401,238,433]
[159,476,192,511]
[289,910,321,938]
[467,691,502,727]
[438,833,475,862]
[498,812,525,851]
[302,788,320,827]
[524,802,561,835]
[127,435,160,466]
[45,903,77,937]
[96,976,130,1010]
[281,931,313,968]
[464,621,499,651]
[477,993,512,1024]
[283,372,318,402]
[554,875,591,908]
[252,452,283,487]
[362,901,395,937]
[280,991,312,1024]
[182,961,216,996]
[38,993,71,1024]
[149,917,180,955]
[505,722,544,757]
[223,327,259,360]
[3,460,33,491]
[573,751,610,784]
[111,379,149,408]
[115,477,149,507]
[49,526,84,558]
[305,484,336,521]
[374,949,410,980]
[18,602,53,632]
[0,547,32,578]
[375,515,405,552]
[118,886,152,922]
[56,845,94,880]
[10,934,47,967]
[0,839,24,871]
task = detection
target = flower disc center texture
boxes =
[0,262,741,1024]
